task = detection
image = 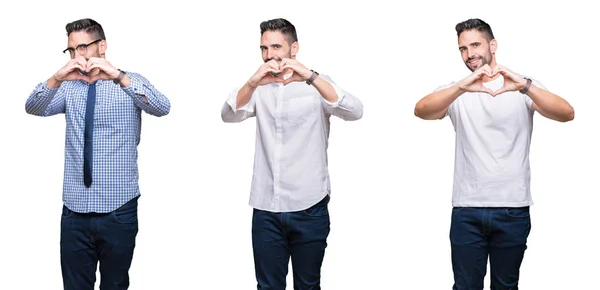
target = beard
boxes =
[264,50,292,77]
[77,50,101,76]
[464,54,491,72]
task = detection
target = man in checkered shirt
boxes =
[25,18,170,290]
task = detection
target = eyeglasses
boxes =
[63,39,102,57]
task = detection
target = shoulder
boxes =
[433,81,456,92]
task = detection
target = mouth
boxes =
[78,69,90,76]
[270,71,282,77]
[467,58,481,67]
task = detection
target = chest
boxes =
[65,84,137,126]
[256,84,321,124]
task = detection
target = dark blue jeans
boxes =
[252,195,331,290]
[450,206,531,290]
[60,196,139,290]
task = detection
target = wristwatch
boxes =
[113,69,126,84]
[306,70,319,85]
[519,77,532,94]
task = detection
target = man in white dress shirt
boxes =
[414,18,574,289]
[221,18,363,290]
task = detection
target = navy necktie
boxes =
[83,81,97,188]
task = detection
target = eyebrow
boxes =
[459,42,481,50]
[260,44,282,49]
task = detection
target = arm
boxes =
[491,65,574,122]
[526,82,574,122]
[414,83,462,120]
[25,80,65,117]
[315,75,363,121]
[221,60,283,123]
[221,84,257,123]
[25,58,91,116]
[120,72,171,117]
[415,65,495,120]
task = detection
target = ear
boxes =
[489,39,497,54]
[99,39,107,56]
[291,41,299,58]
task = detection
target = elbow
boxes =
[220,110,236,123]
[25,103,40,116]
[414,104,427,119]
[562,108,575,122]
[221,113,231,123]
[25,104,34,115]
[414,106,422,118]
[155,105,170,117]
[350,108,363,121]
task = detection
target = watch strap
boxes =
[519,77,532,94]
[306,70,319,85]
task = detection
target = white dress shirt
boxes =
[221,72,363,212]
[436,74,546,207]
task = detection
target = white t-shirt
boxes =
[436,74,546,207]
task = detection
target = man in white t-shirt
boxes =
[414,18,574,289]
[221,18,363,290]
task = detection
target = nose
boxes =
[267,48,276,60]
[467,48,477,59]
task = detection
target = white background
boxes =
[1,0,597,289]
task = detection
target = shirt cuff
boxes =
[36,81,59,99]
[121,74,150,103]
[321,81,345,107]
[226,87,254,113]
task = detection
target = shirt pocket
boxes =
[286,95,318,123]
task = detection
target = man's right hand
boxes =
[456,64,495,95]
[48,57,91,88]
[247,60,285,88]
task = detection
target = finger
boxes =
[87,62,109,73]
[280,62,291,70]
[91,67,101,78]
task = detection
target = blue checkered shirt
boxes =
[25,72,170,213]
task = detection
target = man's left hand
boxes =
[492,64,528,96]
[87,57,121,83]
[280,58,313,85]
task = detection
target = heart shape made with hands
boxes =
[77,60,101,77]
[269,61,284,77]
[468,67,521,97]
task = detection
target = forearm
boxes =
[312,76,338,103]
[415,83,463,120]
[317,76,363,121]
[222,86,256,123]
[122,73,170,117]
[47,74,63,89]
[236,81,258,109]
[527,85,574,122]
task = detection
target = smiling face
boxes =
[458,29,497,72]
[260,30,298,76]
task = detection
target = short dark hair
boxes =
[455,18,494,42]
[260,18,298,45]
[65,18,106,40]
